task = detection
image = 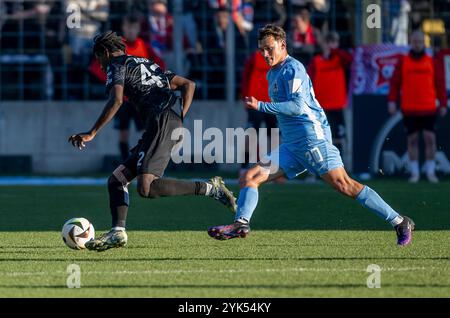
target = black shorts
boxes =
[114,102,145,131]
[247,109,278,131]
[123,108,183,177]
[403,114,436,135]
[325,110,346,139]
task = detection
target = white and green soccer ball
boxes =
[61,218,95,250]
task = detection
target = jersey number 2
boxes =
[137,151,145,167]
[140,64,164,87]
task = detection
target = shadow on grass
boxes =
[1,284,450,289]
[0,257,449,262]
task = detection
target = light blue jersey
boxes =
[258,55,343,177]
[258,55,328,143]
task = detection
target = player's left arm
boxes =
[68,85,124,150]
[170,75,196,118]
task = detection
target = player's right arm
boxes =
[255,66,305,116]
[69,84,123,150]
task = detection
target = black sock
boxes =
[148,179,207,198]
[119,142,129,161]
[112,206,128,228]
[108,177,129,228]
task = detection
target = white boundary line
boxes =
[3,266,449,277]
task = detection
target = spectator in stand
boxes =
[64,0,109,98]
[0,1,59,99]
[206,7,229,99]
[45,0,65,100]
[208,0,254,38]
[182,0,201,54]
[390,0,411,46]
[205,5,244,99]
[122,15,165,69]
[291,0,330,33]
[141,0,172,67]
[289,6,320,65]
[0,0,51,53]
[233,0,254,38]
[388,30,448,183]
[65,0,109,65]
[108,0,147,33]
[307,31,352,159]
[90,14,166,161]
[273,0,287,28]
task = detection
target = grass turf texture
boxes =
[0,180,449,297]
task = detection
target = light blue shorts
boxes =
[264,137,344,179]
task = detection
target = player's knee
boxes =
[147,184,160,199]
[137,186,147,198]
[108,174,123,189]
[137,183,151,198]
[108,174,117,186]
[240,171,258,188]
[137,180,159,199]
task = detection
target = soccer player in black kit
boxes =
[69,31,237,251]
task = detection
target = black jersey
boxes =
[106,55,177,121]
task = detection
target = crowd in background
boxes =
[1,0,449,182]
[0,0,449,101]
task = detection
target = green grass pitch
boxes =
[0,180,449,297]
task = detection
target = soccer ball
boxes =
[61,218,95,250]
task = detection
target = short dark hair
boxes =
[150,0,167,6]
[93,31,126,56]
[325,31,340,43]
[123,14,140,25]
[258,24,286,42]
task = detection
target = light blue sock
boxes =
[356,186,403,226]
[235,187,259,223]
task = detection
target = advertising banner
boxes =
[350,44,409,95]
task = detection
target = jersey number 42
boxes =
[140,64,164,88]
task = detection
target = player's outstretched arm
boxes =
[244,95,302,116]
[255,97,303,116]
[170,75,196,118]
[249,68,304,116]
[68,84,123,150]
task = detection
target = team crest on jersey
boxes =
[272,82,278,94]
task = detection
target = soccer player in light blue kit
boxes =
[208,24,415,246]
